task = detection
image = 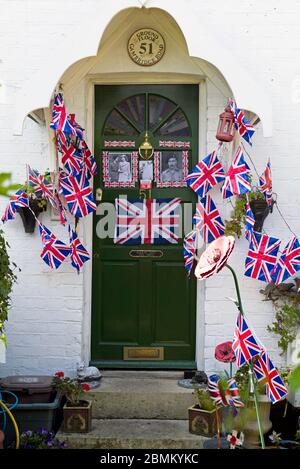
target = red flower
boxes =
[54,371,65,378]
[82,383,90,392]
[195,236,235,280]
[215,341,236,363]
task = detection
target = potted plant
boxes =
[224,190,272,238]
[52,372,91,433]
[20,428,67,449]
[234,363,272,446]
[188,388,220,437]
[16,171,50,233]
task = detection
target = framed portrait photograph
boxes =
[154,150,188,188]
[139,160,154,181]
[102,151,138,188]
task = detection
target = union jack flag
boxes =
[253,351,288,404]
[1,189,29,223]
[40,235,71,270]
[114,198,181,245]
[82,140,97,179]
[50,93,76,136]
[229,99,255,146]
[245,195,255,241]
[59,172,96,218]
[69,226,90,274]
[192,195,225,243]
[38,222,55,243]
[208,375,244,408]
[222,147,251,199]
[272,236,300,286]
[244,231,281,283]
[67,113,84,140]
[185,151,225,198]
[183,230,197,277]
[28,167,56,206]
[232,312,262,367]
[59,140,83,176]
[259,159,273,207]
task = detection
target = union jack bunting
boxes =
[28,167,56,206]
[38,222,55,244]
[232,312,262,367]
[229,99,255,146]
[259,159,273,207]
[40,232,71,270]
[253,351,288,404]
[221,147,251,199]
[55,192,68,226]
[192,195,225,243]
[208,375,244,408]
[183,230,197,277]
[67,113,84,140]
[185,151,225,198]
[82,140,97,179]
[244,231,281,283]
[245,196,255,241]
[59,172,96,218]
[50,93,76,136]
[69,226,90,274]
[272,236,300,286]
[114,198,181,245]
[59,140,83,176]
[1,189,29,223]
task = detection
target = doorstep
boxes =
[57,418,208,449]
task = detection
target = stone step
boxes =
[89,372,195,420]
[58,419,207,449]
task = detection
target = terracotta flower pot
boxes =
[63,399,92,433]
[188,404,221,437]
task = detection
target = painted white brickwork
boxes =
[1,0,300,376]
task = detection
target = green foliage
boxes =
[0,229,18,344]
[224,190,264,238]
[52,374,90,406]
[267,304,300,355]
[0,173,22,198]
[234,363,265,395]
[194,388,215,411]
[20,429,67,449]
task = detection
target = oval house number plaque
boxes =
[127,28,165,66]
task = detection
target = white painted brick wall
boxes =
[1,0,300,377]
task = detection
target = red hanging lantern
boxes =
[216,105,235,142]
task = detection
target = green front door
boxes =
[91,84,198,369]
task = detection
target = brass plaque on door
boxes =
[123,347,164,361]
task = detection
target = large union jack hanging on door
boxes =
[192,195,225,243]
[114,198,181,245]
[222,147,251,199]
[244,231,281,283]
[229,99,255,146]
[259,159,273,207]
[253,351,288,404]
[59,171,96,218]
[272,236,300,286]
[185,151,225,198]
[232,312,262,367]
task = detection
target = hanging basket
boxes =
[250,198,274,233]
[17,198,47,233]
